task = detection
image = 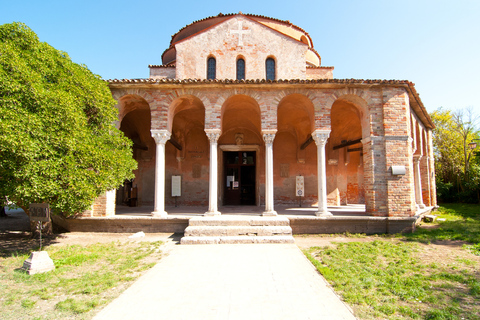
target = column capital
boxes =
[205,129,221,142]
[262,130,277,145]
[151,130,171,145]
[312,129,331,147]
[413,154,423,162]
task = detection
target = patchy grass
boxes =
[405,203,480,245]
[304,204,480,319]
[305,240,480,319]
[0,241,163,319]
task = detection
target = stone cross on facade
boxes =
[230,20,251,46]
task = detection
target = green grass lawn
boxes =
[305,203,480,320]
[0,241,163,319]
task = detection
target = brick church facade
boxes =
[86,13,436,223]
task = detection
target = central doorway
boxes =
[224,151,256,205]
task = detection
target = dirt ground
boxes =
[0,209,178,256]
[1,208,478,267]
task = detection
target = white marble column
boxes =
[151,129,171,217]
[263,131,277,216]
[312,130,332,216]
[205,129,221,216]
[413,155,426,209]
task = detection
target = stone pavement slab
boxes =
[93,244,356,320]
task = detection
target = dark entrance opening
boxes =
[224,151,256,205]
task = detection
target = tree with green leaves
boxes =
[431,107,479,202]
[0,22,137,216]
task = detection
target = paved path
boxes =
[93,244,356,320]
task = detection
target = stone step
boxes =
[180,235,295,245]
[180,215,294,245]
[187,216,290,227]
[184,225,293,237]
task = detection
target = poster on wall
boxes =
[296,176,304,197]
[172,176,181,197]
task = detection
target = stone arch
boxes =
[330,93,369,139]
[117,94,151,124]
[277,93,315,138]
[219,94,262,144]
[167,95,206,133]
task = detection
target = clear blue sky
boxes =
[2,0,479,113]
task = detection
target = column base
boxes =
[416,203,426,210]
[316,211,332,217]
[204,211,221,216]
[151,211,168,218]
[262,211,277,216]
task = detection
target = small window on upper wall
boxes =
[236,58,245,80]
[207,57,216,80]
[266,58,275,80]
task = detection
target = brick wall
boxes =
[80,190,116,217]
[175,16,308,80]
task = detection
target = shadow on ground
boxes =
[0,208,67,257]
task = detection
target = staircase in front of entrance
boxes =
[180,215,294,244]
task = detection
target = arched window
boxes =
[266,58,275,80]
[236,58,245,80]
[207,57,216,80]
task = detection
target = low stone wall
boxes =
[52,214,422,235]
[289,216,418,234]
[52,215,189,233]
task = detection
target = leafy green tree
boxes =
[431,107,479,202]
[0,22,136,216]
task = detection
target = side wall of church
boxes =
[382,88,416,217]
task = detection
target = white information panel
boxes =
[296,176,305,197]
[172,175,181,197]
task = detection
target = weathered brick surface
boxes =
[80,190,116,217]
[306,67,334,80]
[175,16,308,80]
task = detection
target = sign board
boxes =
[172,175,181,197]
[296,176,305,197]
[29,203,50,222]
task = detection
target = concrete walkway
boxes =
[93,244,356,320]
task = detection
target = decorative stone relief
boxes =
[230,20,251,46]
[235,133,244,145]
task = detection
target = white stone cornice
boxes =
[151,130,171,145]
